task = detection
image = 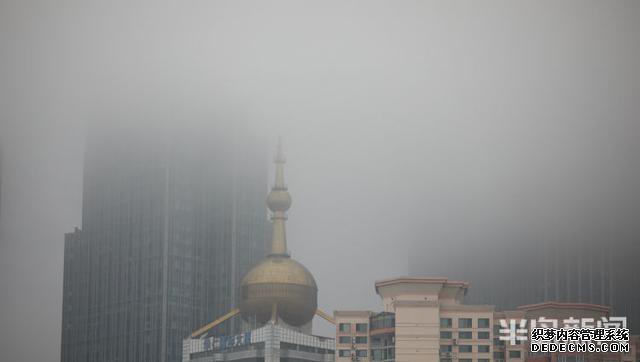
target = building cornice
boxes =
[517,301,610,313]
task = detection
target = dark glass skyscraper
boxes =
[410,225,640,333]
[61,122,269,362]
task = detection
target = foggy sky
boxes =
[2,1,640,361]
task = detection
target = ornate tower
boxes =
[239,140,318,327]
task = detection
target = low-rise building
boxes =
[335,311,373,361]
[182,323,334,362]
[335,277,637,362]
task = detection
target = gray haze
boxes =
[2,1,640,361]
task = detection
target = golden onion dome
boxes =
[238,139,318,327]
[239,255,318,326]
[241,256,317,288]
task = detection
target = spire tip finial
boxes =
[267,137,291,256]
[275,136,285,163]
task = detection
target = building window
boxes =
[478,345,491,353]
[478,331,490,339]
[339,336,352,344]
[459,331,472,339]
[355,336,368,344]
[440,359,452,362]
[478,318,490,328]
[338,349,351,357]
[356,350,367,357]
[356,323,368,333]
[339,323,351,333]
[440,331,453,339]
[494,351,505,359]
[370,312,395,331]
[459,318,472,328]
[441,318,453,328]
[509,350,521,358]
[440,345,452,353]
[479,359,490,362]
[459,345,472,353]
[460,359,472,362]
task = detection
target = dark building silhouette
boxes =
[410,224,640,333]
[61,122,269,362]
[0,145,3,227]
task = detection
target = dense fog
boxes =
[2,1,640,361]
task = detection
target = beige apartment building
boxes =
[335,277,638,362]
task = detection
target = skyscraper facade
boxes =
[409,232,639,333]
[0,145,3,227]
[61,123,269,362]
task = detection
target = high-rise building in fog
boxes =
[410,232,640,333]
[0,145,3,226]
[60,123,269,362]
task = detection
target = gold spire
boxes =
[239,138,318,327]
[266,138,292,256]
